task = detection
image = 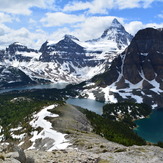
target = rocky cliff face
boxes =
[98,28,163,87]
[123,28,163,84]
[81,28,163,108]
[39,35,86,62]
[39,35,100,68]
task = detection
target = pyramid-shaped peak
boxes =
[101,18,126,39]
[112,18,120,24]
[110,18,123,28]
[100,18,133,49]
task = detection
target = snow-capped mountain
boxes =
[0,18,133,89]
[39,35,85,62]
[100,18,133,49]
[5,42,38,62]
[87,18,133,50]
[80,27,163,109]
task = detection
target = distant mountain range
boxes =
[81,27,163,109]
[1,18,163,109]
[0,18,132,89]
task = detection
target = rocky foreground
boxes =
[0,103,163,163]
[1,144,163,163]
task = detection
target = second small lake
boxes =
[67,98,163,143]
[66,98,105,115]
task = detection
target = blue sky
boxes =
[0,0,163,49]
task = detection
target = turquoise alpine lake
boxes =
[67,98,163,143]
[134,109,163,143]
[66,98,105,115]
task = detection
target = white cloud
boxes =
[124,21,144,35]
[0,16,123,49]
[40,12,85,27]
[0,25,47,49]
[0,13,13,23]
[63,1,91,12]
[40,14,125,40]
[0,23,11,35]
[49,27,71,41]
[63,0,113,14]
[114,0,156,9]
[88,0,114,14]
[0,0,55,15]
[63,0,113,13]
[63,0,162,14]
[43,15,163,42]
[145,22,163,29]
[0,13,163,51]
[125,21,163,36]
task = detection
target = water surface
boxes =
[134,109,163,143]
[66,98,105,115]
[0,83,68,94]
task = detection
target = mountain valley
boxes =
[1,18,163,163]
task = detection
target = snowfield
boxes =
[29,104,70,151]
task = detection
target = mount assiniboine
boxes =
[0,18,132,89]
[80,27,163,109]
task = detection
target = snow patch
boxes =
[47,40,58,46]
[29,104,70,151]
[151,104,158,109]
[18,141,24,146]
[11,133,25,140]
[0,126,4,141]
[10,127,22,132]
[103,86,118,103]
[141,53,148,56]
[0,126,2,133]
[15,51,41,60]
[87,92,95,100]
[150,79,163,93]
[131,95,143,103]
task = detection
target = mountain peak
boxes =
[64,35,79,41]
[100,18,133,49]
[10,42,25,47]
[101,18,125,39]
[7,42,27,53]
[7,42,36,55]
[111,18,123,28]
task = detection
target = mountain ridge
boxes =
[0,18,132,89]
